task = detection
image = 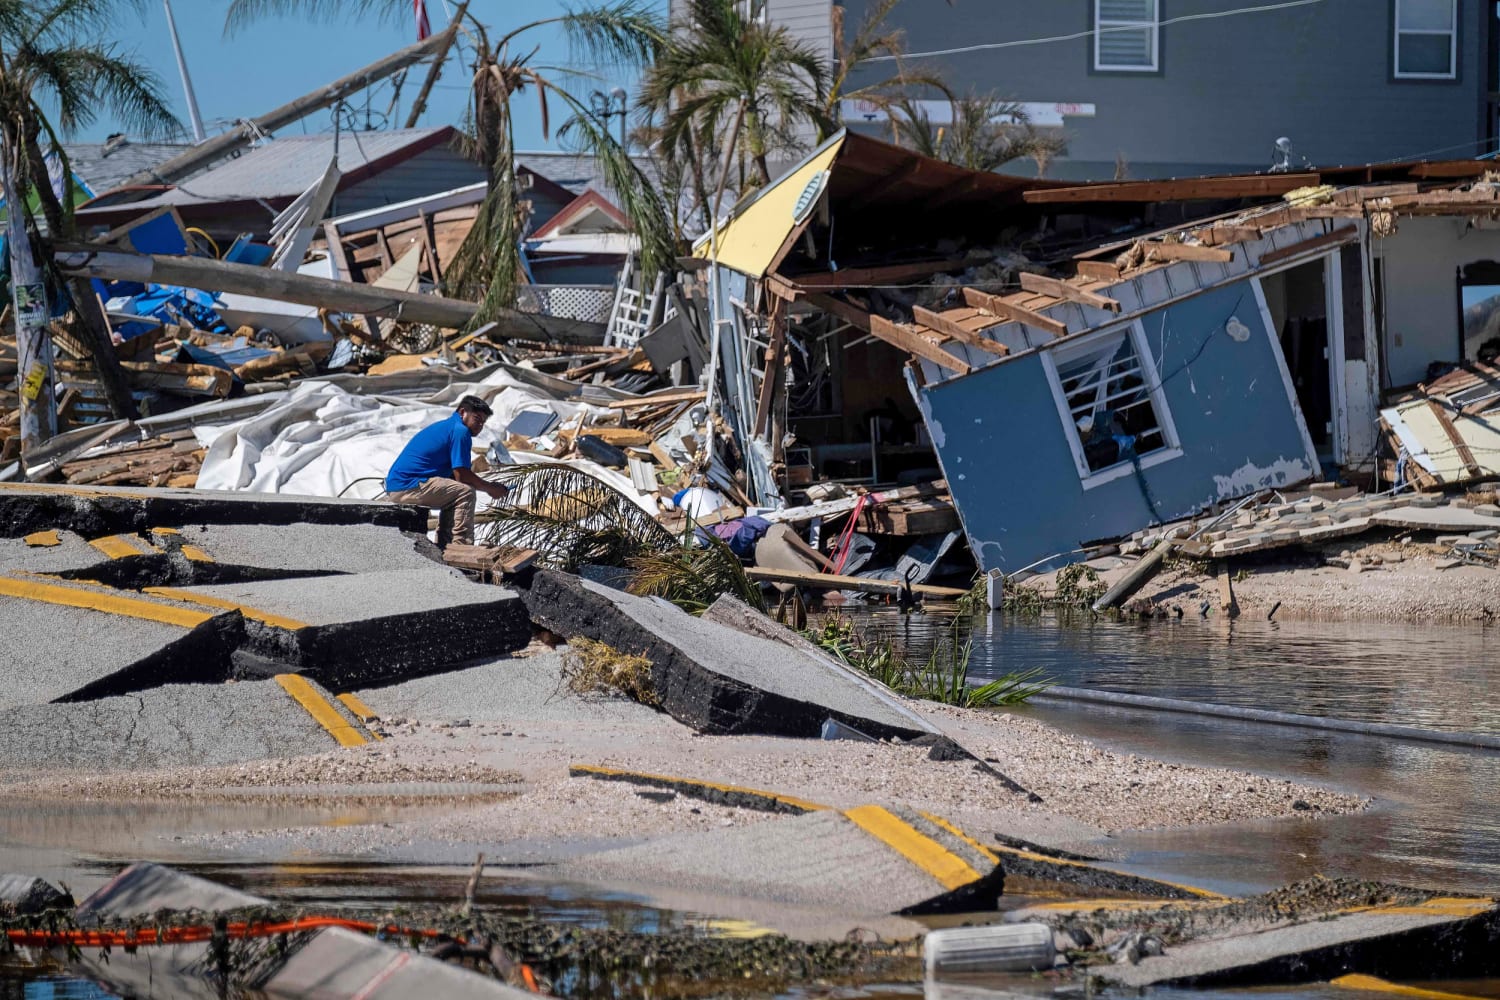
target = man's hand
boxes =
[453,467,509,501]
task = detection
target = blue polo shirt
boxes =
[385,411,473,492]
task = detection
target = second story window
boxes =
[1395,0,1458,79]
[1095,0,1159,72]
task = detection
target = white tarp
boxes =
[194,367,652,510]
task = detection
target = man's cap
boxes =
[457,394,493,416]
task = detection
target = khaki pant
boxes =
[387,477,475,547]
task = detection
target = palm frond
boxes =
[224,0,410,36]
[480,462,679,571]
[627,529,765,614]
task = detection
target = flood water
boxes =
[848,607,1500,897]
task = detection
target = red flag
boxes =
[415,0,431,40]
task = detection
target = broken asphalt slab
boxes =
[170,566,530,689]
[0,677,376,772]
[0,572,242,709]
[1008,885,1500,988]
[0,482,424,538]
[522,570,930,739]
[168,521,441,575]
[556,803,1003,917]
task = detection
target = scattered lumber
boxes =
[744,566,968,599]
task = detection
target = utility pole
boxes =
[2,139,57,457]
[162,0,207,143]
[404,0,470,129]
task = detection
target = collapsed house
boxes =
[701,131,1500,573]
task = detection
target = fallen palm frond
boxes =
[482,462,679,570]
[627,530,765,613]
[561,637,659,705]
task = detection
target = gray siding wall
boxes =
[332,146,487,217]
[837,0,1488,179]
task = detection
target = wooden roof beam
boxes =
[911,305,1009,356]
[1147,241,1234,263]
[1017,272,1122,313]
[961,287,1068,338]
[870,315,971,374]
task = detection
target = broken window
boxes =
[1095,0,1158,72]
[1394,0,1457,79]
[1046,324,1178,482]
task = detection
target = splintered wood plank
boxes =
[1147,242,1234,263]
[911,305,1009,356]
[1017,272,1122,313]
[1257,226,1359,267]
[1075,260,1122,282]
[962,287,1068,338]
[870,315,971,374]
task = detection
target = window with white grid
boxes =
[1044,323,1179,484]
[1095,0,1158,72]
[1394,0,1457,79]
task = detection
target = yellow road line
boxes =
[568,764,830,813]
[336,694,384,741]
[23,530,61,547]
[1333,974,1492,1000]
[89,534,157,560]
[150,528,214,563]
[275,675,368,748]
[918,810,1002,865]
[843,804,982,891]
[977,834,1228,901]
[0,575,212,629]
[144,586,308,631]
[1018,898,1226,913]
[1371,897,1495,917]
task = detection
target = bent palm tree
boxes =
[226,0,674,326]
[0,0,179,451]
[825,0,950,132]
[640,0,830,191]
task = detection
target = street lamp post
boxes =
[589,87,629,150]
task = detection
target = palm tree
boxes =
[640,0,831,191]
[891,92,1066,174]
[226,0,675,327]
[1,0,180,452]
[825,0,950,131]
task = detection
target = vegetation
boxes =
[809,614,1048,708]
[224,0,675,325]
[627,531,765,614]
[639,0,831,195]
[824,0,949,128]
[561,637,659,705]
[890,91,1066,174]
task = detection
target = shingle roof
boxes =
[514,150,663,198]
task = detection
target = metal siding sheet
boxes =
[919,279,1318,573]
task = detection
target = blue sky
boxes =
[75,0,661,149]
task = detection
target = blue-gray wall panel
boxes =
[841,0,1486,177]
[918,280,1318,572]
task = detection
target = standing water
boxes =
[846,607,1500,897]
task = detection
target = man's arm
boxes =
[453,466,509,500]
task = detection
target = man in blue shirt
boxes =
[385,395,509,548]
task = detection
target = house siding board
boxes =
[835,0,1483,178]
[330,146,486,216]
[917,279,1318,573]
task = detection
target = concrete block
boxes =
[1475,504,1500,518]
[523,570,926,739]
[258,926,534,999]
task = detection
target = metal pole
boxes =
[162,0,207,143]
[3,139,58,459]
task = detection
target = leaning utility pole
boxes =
[404,0,470,129]
[114,21,462,193]
[2,138,57,456]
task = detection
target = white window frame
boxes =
[1094,0,1159,73]
[1394,0,1458,80]
[1041,320,1183,490]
